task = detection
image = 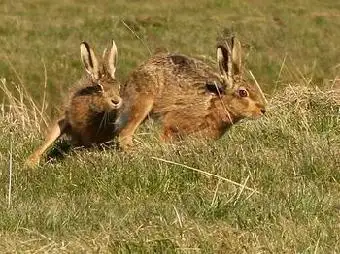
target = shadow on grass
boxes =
[45,139,72,163]
[45,138,119,164]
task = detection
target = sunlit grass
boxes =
[0,0,340,252]
[0,76,339,252]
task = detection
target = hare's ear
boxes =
[231,37,242,75]
[80,42,99,79]
[217,44,233,88]
[103,39,118,79]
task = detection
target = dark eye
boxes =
[238,88,248,97]
[95,84,104,93]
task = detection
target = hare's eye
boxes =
[238,88,248,98]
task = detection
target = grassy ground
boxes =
[1,0,340,252]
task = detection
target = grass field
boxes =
[1,0,340,252]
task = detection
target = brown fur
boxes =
[117,36,266,149]
[25,40,121,168]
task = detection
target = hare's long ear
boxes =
[103,39,118,79]
[231,37,242,75]
[217,44,233,89]
[80,42,99,79]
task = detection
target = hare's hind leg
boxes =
[118,95,154,150]
[25,118,69,168]
[160,126,179,142]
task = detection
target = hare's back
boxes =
[122,53,220,113]
[154,54,221,114]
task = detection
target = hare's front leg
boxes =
[118,96,154,150]
[25,118,69,168]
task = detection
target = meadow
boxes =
[0,0,339,252]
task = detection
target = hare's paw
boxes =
[118,136,135,151]
[24,154,41,169]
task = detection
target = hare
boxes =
[116,36,266,149]
[25,40,122,167]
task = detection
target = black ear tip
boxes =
[216,43,224,50]
[81,41,91,51]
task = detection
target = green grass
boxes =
[1,85,339,252]
[1,0,340,252]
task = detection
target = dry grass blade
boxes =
[173,205,183,229]
[213,81,233,124]
[275,53,287,88]
[211,179,221,207]
[249,70,267,104]
[40,58,48,126]
[121,19,152,56]
[152,156,261,194]
[8,131,13,209]
[233,175,250,205]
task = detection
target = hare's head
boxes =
[213,36,266,120]
[80,40,122,111]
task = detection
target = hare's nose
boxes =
[260,108,266,114]
[111,99,120,105]
[111,98,122,107]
